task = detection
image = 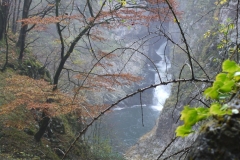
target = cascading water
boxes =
[151,42,171,111]
[86,42,172,154]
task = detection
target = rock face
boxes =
[125,105,180,160]
[125,0,240,159]
[188,92,240,160]
[187,114,240,160]
[125,101,196,160]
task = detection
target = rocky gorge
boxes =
[125,0,240,159]
[0,0,239,159]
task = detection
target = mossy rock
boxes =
[18,58,52,82]
[187,114,240,160]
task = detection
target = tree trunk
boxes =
[11,0,17,34]
[0,0,10,41]
[16,0,32,61]
[2,31,9,71]
[52,0,93,90]
[15,0,21,32]
[34,112,50,142]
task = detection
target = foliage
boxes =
[203,18,235,55]
[1,75,81,116]
[214,0,228,5]
[0,0,191,158]
[176,60,240,137]
[0,71,122,159]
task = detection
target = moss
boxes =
[0,51,124,160]
[0,30,127,160]
[0,128,59,159]
[18,58,52,82]
[0,105,59,159]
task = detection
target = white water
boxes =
[113,104,147,111]
[151,42,171,111]
[86,42,172,153]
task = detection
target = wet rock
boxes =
[50,118,65,134]
[187,115,240,160]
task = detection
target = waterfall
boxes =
[86,42,172,153]
[151,42,171,111]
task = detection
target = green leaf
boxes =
[212,81,223,88]
[227,72,235,80]
[185,110,198,126]
[204,30,211,38]
[218,93,231,100]
[176,125,194,137]
[229,23,234,30]
[181,106,209,126]
[180,106,198,126]
[209,103,232,116]
[204,87,219,99]
[217,43,223,49]
[215,73,227,82]
[195,107,209,121]
[221,104,229,110]
[219,80,235,93]
[222,60,240,73]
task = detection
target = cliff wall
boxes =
[125,0,237,159]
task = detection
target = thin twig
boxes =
[157,137,177,160]
[163,146,191,160]
[140,92,144,127]
[165,0,194,79]
[172,64,187,120]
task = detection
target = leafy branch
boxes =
[176,60,240,137]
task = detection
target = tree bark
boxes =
[53,0,92,90]
[53,25,92,90]
[11,0,17,33]
[2,31,9,71]
[34,112,50,142]
[0,0,10,40]
[15,0,21,32]
[16,0,32,61]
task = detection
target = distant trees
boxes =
[11,0,20,34]
[0,0,190,158]
[10,0,178,87]
[49,0,179,90]
[16,0,32,60]
[0,0,11,40]
[16,0,55,61]
[1,0,240,159]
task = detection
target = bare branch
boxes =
[62,77,213,159]
[165,0,195,79]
